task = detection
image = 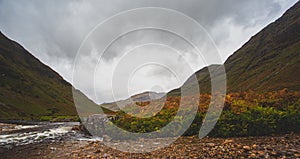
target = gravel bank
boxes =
[1,133,299,158]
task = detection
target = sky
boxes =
[0,0,298,103]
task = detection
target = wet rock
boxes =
[243,146,251,151]
[249,153,256,158]
[1,131,300,158]
[236,144,242,148]
[270,151,277,156]
[288,148,298,153]
[207,143,215,147]
[103,135,112,142]
[223,139,234,144]
[257,150,265,156]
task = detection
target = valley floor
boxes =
[1,133,299,159]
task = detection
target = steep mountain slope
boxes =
[101,2,300,110]
[169,1,300,95]
[3,1,297,117]
[0,32,78,119]
[225,1,300,92]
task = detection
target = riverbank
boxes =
[0,122,81,148]
[1,133,299,158]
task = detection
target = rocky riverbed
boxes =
[0,122,81,147]
[0,126,299,159]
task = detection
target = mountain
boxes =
[131,91,166,102]
[225,1,300,92]
[169,1,300,96]
[0,32,78,120]
[100,2,300,110]
[2,2,299,118]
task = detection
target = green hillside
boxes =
[169,1,300,96]
[0,32,77,120]
[1,1,299,120]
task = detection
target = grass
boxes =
[109,90,300,138]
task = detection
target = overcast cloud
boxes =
[0,0,298,103]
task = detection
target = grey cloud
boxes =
[0,0,298,102]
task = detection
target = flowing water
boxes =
[0,122,84,147]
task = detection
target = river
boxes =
[0,121,96,148]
